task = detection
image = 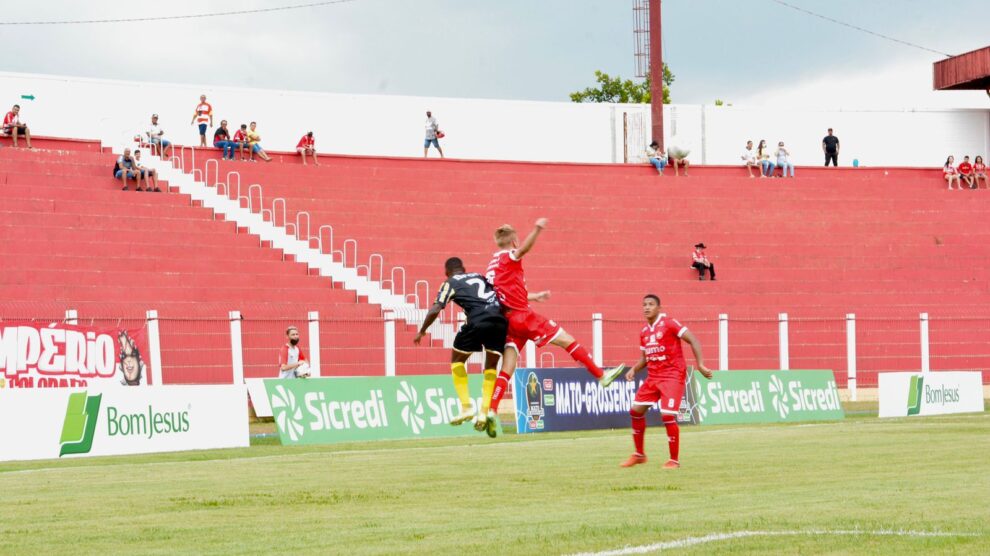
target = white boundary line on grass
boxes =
[569,529,982,556]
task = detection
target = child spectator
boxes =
[133,150,161,192]
[190,94,213,147]
[775,141,794,177]
[213,120,235,160]
[741,140,758,178]
[146,114,172,158]
[974,156,987,189]
[3,104,32,149]
[958,156,975,189]
[646,140,666,175]
[232,124,250,161]
[944,156,961,190]
[246,122,272,162]
[296,131,320,166]
[758,140,775,178]
[114,148,143,191]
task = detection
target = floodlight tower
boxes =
[633,0,664,149]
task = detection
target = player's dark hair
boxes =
[444,257,464,273]
[644,294,661,305]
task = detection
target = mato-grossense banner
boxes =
[0,385,249,462]
[879,372,984,418]
[691,370,844,425]
[0,321,153,388]
[264,375,501,445]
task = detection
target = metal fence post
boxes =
[525,340,536,368]
[64,309,78,325]
[718,313,729,370]
[384,311,396,377]
[592,313,604,367]
[846,313,857,401]
[146,310,163,387]
[229,311,244,385]
[779,313,789,370]
[920,312,930,374]
[308,311,321,378]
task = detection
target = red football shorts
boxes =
[504,308,562,351]
[633,375,685,415]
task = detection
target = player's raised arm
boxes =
[514,217,548,259]
[681,329,712,378]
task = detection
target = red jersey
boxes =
[3,111,18,129]
[958,162,973,175]
[639,314,688,380]
[486,250,529,311]
[194,102,212,124]
[233,129,247,142]
[296,135,314,149]
[975,163,987,174]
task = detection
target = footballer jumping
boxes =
[621,294,712,469]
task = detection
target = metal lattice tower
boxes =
[632,0,650,78]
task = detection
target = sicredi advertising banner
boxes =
[264,375,501,445]
[0,321,153,388]
[0,385,249,462]
[879,372,985,418]
[691,370,844,425]
[513,367,695,434]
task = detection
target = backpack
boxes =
[112,160,120,176]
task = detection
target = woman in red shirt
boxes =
[974,155,987,190]
[958,155,975,189]
[944,155,961,190]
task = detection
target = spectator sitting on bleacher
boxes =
[246,122,273,162]
[691,243,716,281]
[958,156,975,189]
[974,156,987,189]
[213,120,235,160]
[3,104,32,149]
[297,131,320,166]
[646,140,666,175]
[146,114,172,158]
[741,140,758,178]
[944,156,961,190]
[232,124,250,161]
[667,147,690,177]
[775,141,795,178]
[114,148,143,191]
[758,140,775,178]
[133,150,161,192]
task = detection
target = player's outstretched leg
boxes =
[661,413,680,468]
[449,359,475,426]
[550,330,625,387]
[620,406,649,467]
[478,346,517,434]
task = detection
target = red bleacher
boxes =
[3,137,989,387]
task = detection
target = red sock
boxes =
[662,414,680,462]
[631,409,646,456]
[564,341,603,379]
[489,371,512,413]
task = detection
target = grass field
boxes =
[1,411,988,555]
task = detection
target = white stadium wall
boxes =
[0,71,987,166]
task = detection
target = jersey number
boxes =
[466,278,495,301]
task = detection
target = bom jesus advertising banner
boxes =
[0,321,153,389]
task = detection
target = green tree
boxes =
[569,66,674,104]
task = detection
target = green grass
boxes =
[1,413,988,555]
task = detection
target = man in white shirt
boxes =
[741,140,759,178]
[146,114,173,158]
[646,140,666,175]
[278,326,310,379]
[133,150,161,192]
[423,110,444,158]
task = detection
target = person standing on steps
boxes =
[424,110,444,158]
[822,128,840,167]
[190,94,213,148]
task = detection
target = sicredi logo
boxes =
[59,391,102,457]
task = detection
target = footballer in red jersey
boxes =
[620,294,712,469]
[478,217,625,432]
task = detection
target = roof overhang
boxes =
[933,46,990,90]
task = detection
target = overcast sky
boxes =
[0,0,987,108]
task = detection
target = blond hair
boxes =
[494,224,516,248]
[285,325,299,336]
